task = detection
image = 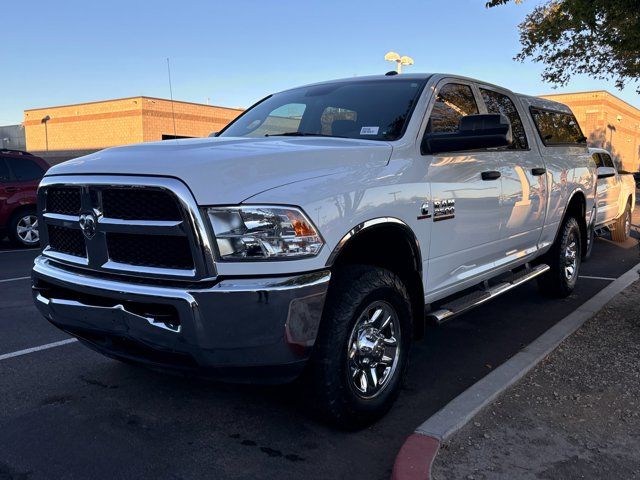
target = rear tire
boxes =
[8,208,40,247]
[309,265,412,429]
[583,224,595,261]
[538,216,581,298]
[611,202,631,243]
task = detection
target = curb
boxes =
[391,261,640,480]
[391,434,440,480]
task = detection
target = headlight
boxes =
[206,206,324,260]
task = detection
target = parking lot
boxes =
[1,219,639,480]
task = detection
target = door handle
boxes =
[531,167,547,176]
[481,171,501,181]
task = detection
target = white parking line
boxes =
[0,248,39,254]
[579,275,617,281]
[0,339,78,362]
[0,276,30,284]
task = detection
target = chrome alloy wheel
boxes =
[347,300,401,399]
[564,232,579,281]
[16,214,39,245]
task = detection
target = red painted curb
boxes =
[391,433,440,480]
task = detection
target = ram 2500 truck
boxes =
[589,147,635,244]
[32,74,595,428]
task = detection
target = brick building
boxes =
[22,90,640,171]
[541,91,640,171]
[23,97,243,164]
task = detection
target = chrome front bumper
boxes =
[32,256,330,383]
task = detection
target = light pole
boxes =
[607,123,616,151]
[41,115,51,151]
[384,51,414,74]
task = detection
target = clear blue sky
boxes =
[1,0,638,125]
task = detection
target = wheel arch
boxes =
[558,189,588,257]
[326,218,425,338]
[8,203,38,225]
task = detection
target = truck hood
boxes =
[46,137,393,204]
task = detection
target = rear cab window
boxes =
[529,108,586,147]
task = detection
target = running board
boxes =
[427,264,550,325]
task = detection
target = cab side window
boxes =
[0,159,11,183]
[480,88,528,150]
[529,108,586,146]
[5,157,45,182]
[600,153,615,168]
[592,153,604,168]
[427,83,479,134]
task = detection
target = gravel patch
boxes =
[433,280,640,480]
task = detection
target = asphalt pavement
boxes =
[1,222,639,480]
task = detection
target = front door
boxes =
[422,80,503,299]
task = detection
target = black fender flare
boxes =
[325,217,422,276]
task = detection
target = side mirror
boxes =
[422,114,513,155]
[208,131,219,137]
[597,166,616,180]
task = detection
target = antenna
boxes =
[166,58,178,139]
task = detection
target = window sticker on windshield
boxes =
[360,126,379,135]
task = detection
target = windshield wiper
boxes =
[265,132,345,138]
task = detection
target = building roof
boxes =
[24,96,244,113]
[540,90,640,114]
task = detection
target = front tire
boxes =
[611,202,631,243]
[309,265,412,429]
[538,216,581,298]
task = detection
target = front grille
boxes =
[106,233,194,270]
[46,187,81,215]
[40,179,206,278]
[48,225,86,257]
[102,188,182,221]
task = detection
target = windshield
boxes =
[219,79,427,141]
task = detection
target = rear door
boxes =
[594,152,621,225]
[2,155,46,215]
[477,85,548,263]
[422,80,503,298]
[0,158,15,226]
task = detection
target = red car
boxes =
[0,149,49,247]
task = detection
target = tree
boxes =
[486,0,640,93]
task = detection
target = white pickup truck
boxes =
[32,73,596,428]
[589,147,635,244]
